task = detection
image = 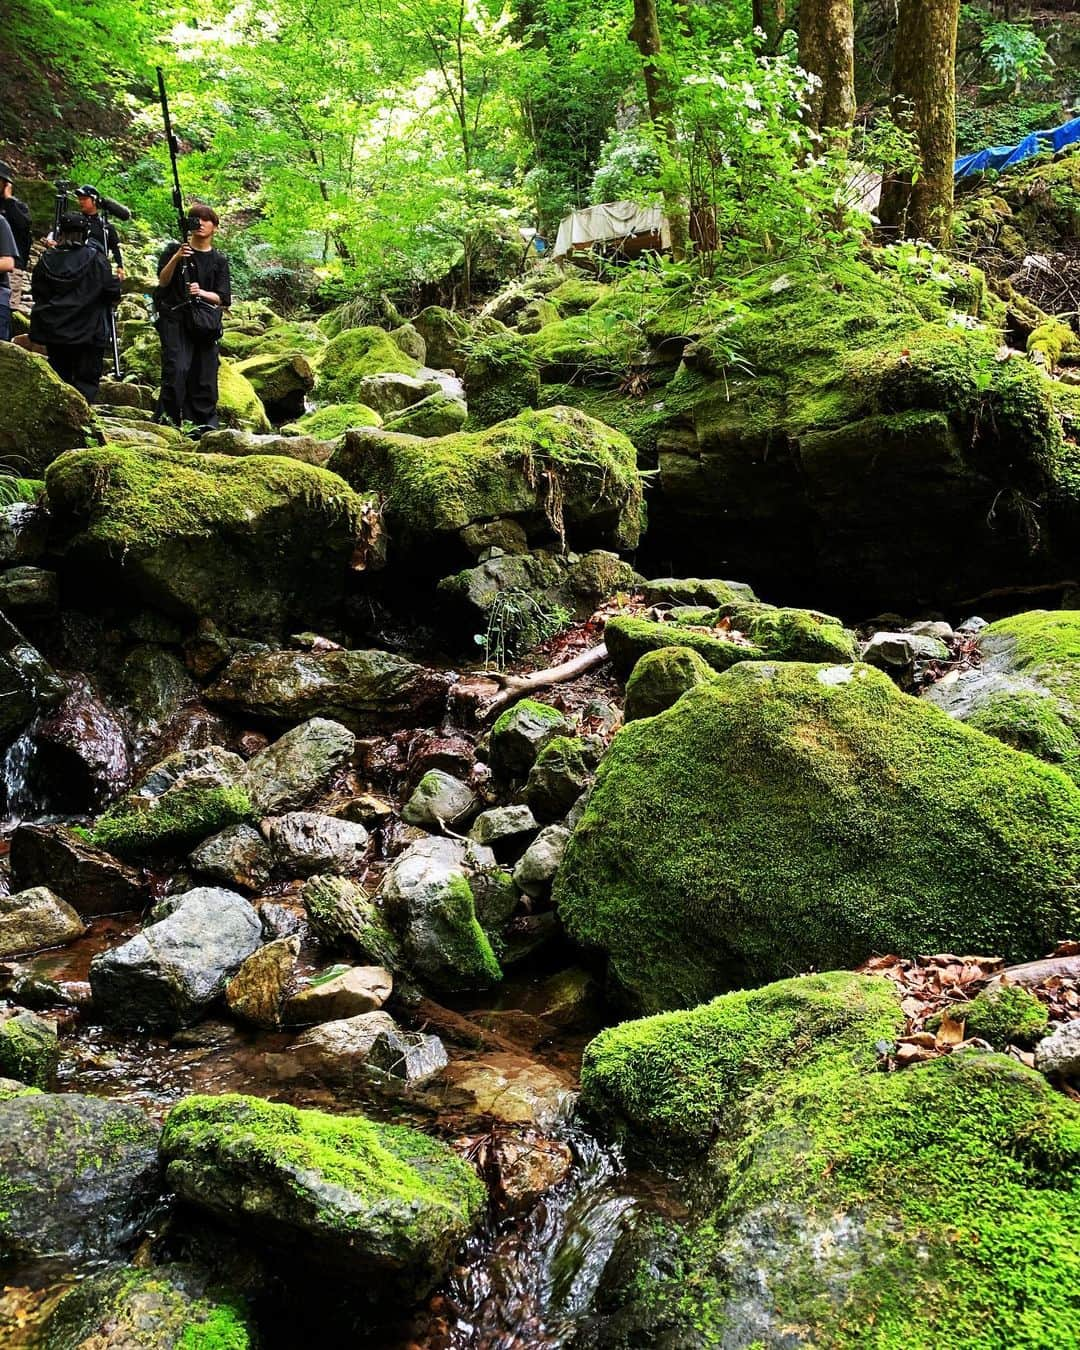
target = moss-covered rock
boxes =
[327,406,643,566]
[606,614,764,678]
[234,350,315,421]
[412,305,469,370]
[44,446,372,634]
[580,969,1080,1348]
[197,428,337,466]
[463,331,541,428]
[1027,319,1080,370]
[383,391,468,437]
[160,1094,486,1291]
[928,983,1049,1049]
[0,1009,58,1087]
[40,1263,253,1350]
[390,321,427,364]
[92,781,253,857]
[624,645,717,721]
[490,698,573,777]
[547,275,611,315]
[280,402,382,437]
[315,325,421,403]
[523,735,598,822]
[0,343,95,475]
[555,661,1080,1010]
[640,577,756,608]
[925,610,1080,783]
[216,361,272,433]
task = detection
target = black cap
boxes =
[75,185,98,199]
[59,212,88,234]
[0,161,13,183]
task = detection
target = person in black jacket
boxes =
[73,187,125,279]
[0,161,31,319]
[154,203,231,433]
[29,213,121,402]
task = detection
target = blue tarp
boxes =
[955,115,1080,179]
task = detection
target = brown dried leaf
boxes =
[935,1011,966,1047]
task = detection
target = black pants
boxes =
[47,344,106,403]
[155,319,220,431]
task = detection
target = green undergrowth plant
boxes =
[475,586,572,670]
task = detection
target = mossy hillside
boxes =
[554,661,1080,1011]
[281,402,382,437]
[160,1095,486,1286]
[91,783,254,857]
[315,326,422,403]
[327,406,643,554]
[581,970,903,1151]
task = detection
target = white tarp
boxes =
[553,201,670,257]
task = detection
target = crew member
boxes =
[0,162,31,317]
[29,212,121,401]
[74,186,125,280]
[0,212,16,341]
[154,204,230,433]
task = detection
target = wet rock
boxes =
[0,611,66,742]
[490,1131,574,1210]
[290,1009,447,1083]
[425,1052,575,1130]
[862,630,950,670]
[402,770,480,831]
[381,836,504,991]
[1035,1019,1080,1077]
[36,1262,254,1350]
[89,887,263,1031]
[225,935,301,1029]
[0,501,48,565]
[183,618,232,679]
[0,1092,160,1261]
[282,965,393,1024]
[257,898,308,942]
[489,699,573,778]
[0,566,58,618]
[29,674,132,812]
[334,792,395,826]
[190,823,274,891]
[160,1093,483,1292]
[469,804,539,857]
[522,735,600,822]
[119,644,196,752]
[243,716,355,815]
[0,886,85,959]
[302,875,403,968]
[406,731,478,786]
[499,911,560,966]
[0,1008,58,1086]
[206,648,451,731]
[263,811,369,877]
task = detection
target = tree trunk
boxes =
[629,0,689,261]
[753,0,789,53]
[798,0,855,134]
[877,0,960,244]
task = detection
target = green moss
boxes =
[315,325,421,403]
[1028,321,1079,368]
[547,276,612,315]
[605,614,764,679]
[92,784,254,857]
[967,687,1078,772]
[177,1301,252,1350]
[624,645,718,722]
[45,445,367,555]
[281,402,383,437]
[436,873,503,988]
[581,970,903,1150]
[217,361,272,433]
[714,601,858,664]
[327,405,642,551]
[929,983,1049,1049]
[491,697,568,741]
[0,1014,57,1088]
[555,661,1080,1011]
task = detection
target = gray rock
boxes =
[0,1092,160,1262]
[402,770,480,830]
[381,835,503,991]
[862,631,950,669]
[489,699,573,778]
[9,823,146,916]
[469,804,538,853]
[513,825,570,898]
[0,886,85,958]
[242,716,356,815]
[29,674,132,811]
[89,887,263,1031]
[0,611,65,740]
[119,644,196,751]
[0,501,47,564]
[523,736,599,822]
[224,935,301,1028]
[136,744,246,798]
[290,1010,448,1082]
[957,615,988,634]
[0,565,58,617]
[283,965,393,1023]
[908,620,954,643]
[189,823,273,891]
[352,372,443,415]
[1035,1019,1080,1077]
[264,811,369,876]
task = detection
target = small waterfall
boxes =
[2,725,38,824]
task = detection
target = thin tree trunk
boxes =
[753,0,789,53]
[799,0,855,134]
[877,0,961,244]
[630,0,689,261]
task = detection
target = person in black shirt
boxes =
[154,203,231,433]
[29,213,121,401]
[0,161,32,318]
[74,186,125,279]
[0,214,16,342]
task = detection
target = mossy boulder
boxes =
[44,446,373,634]
[280,402,382,437]
[624,645,717,721]
[606,614,765,678]
[92,780,253,857]
[327,406,643,568]
[216,360,272,433]
[489,698,574,777]
[159,1094,486,1291]
[579,969,1080,1348]
[0,343,95,475]
[390,321,427,364]
[1027,320,1079,370]
[413,304,469,370]
[927,983,1049,1049]
[522,735,598,822]
[925,610,1080,784]
[314,325,421,403]
[640,577,756,608]
[547,275,612,315]
[555,660,1080,1011]
[0,1009,58,1087]
[234,350,315,422]
[384,392,468,437]
[463,333,541,427]
[39,1264,254,1350]
[197,428,337,466]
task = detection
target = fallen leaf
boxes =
[935,1011,966,1047]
